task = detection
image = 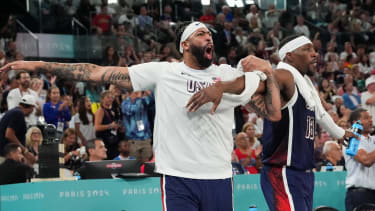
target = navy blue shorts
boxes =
[160,175,233,211]
[260,166,314,211]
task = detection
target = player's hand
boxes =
[339,130,359,147]
[241,55,272,76]
[186,82,223,114]
[0,61,42,73]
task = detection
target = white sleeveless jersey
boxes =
[129,62,260,179]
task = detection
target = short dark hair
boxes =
[175,21,195,55]
[15,70,29,80]
[85,138,103,156]
[3,143,21,157]
[349,108,367,124]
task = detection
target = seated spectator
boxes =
[25,127,43,158]
[43,86,72,131]
[30,77,47,106]
[199,7,216,25]
[242,122,261,150]
[233,132,261,174]
[342,83,361,110]
[315,141,344,171]
[74,96,95,145]
[95,91,119,159]
[92,5,112,34]
[0,77,18,113]
[86,138,107,161]
[75,138,107,178]
[294,15,310,38]
[102,46,119,66]
[319,78,336,103]
[62,128,85,171]
[0,143,35,185]
[114,140,135,160]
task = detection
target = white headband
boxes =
[179,22,208,53]
[278,36,312,60]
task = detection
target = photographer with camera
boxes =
[62,128,86,171]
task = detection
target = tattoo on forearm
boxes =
[247,75,280,119]
[37,63,132,90]
[37,63,94,82]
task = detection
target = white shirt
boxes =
[73,113,96,144]
[294,25,310,38]
[344,135,375,189]
[129,62,260,179]
[7,88,39,126]
[361,91,375,126]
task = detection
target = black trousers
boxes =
[345,187,375,211]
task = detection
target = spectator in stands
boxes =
[358,54,372,74]
[122,90,153,162]
[340,42,357,61]
[74,96,95,146]
[85,138,107,161]
[220,5,233,22]
[233,132,261,174]
[43,86,72,131]
[316,140,344,171]
[215,20,238,58]
[361,76,375,127]
[95,90,119,159]
[0,143,34,185]
[0,95,36,163]
[294,15,310,38]
[25,127,42,159]
[5,41,17,62]
[245,5,261,29]
[102,46,119,66]
[95,0,115,17]
[344,108,375,211]
[30,77,47,107]
[7,71,41,126]
[62,128,85,171]
[85,83,103,113]
[92,5,112,34]
[319,78,336,103]
[160,4,174,22]
[263,4,280,30]
[135,6,153,39]
[324,42,339,63]
[242,122,261,149]
[199,7,216,26]
[124,45,140,65]
[342,82,361,110]
[114,140,135,160]
[0,77,18,113]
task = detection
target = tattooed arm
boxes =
[244,72,282,122]
[0,61,133,91]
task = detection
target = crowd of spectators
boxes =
[1,0,375,181]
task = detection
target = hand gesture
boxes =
[186,83,223,114]
[0,61,41,73]
[240,55,272,76]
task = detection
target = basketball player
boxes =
[254,35,354,211]
[0,22,281,211]
[188,34,358,211]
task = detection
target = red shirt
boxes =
[92,14,111,32]
[234,148,259,174]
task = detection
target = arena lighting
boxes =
[226,0,244,7]
[108,0,118,3]
[201,0,210,6]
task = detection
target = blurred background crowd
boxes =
[1,0,375,179]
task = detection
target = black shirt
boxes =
[0,107,27,155]
[0,159,34,185]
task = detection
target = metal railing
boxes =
[16,18,39,58]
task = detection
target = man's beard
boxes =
[190,44,213,69]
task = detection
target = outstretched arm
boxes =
[0,61,133,91]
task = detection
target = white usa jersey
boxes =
[129,62,260,179]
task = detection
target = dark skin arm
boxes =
[186,56,282,121]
